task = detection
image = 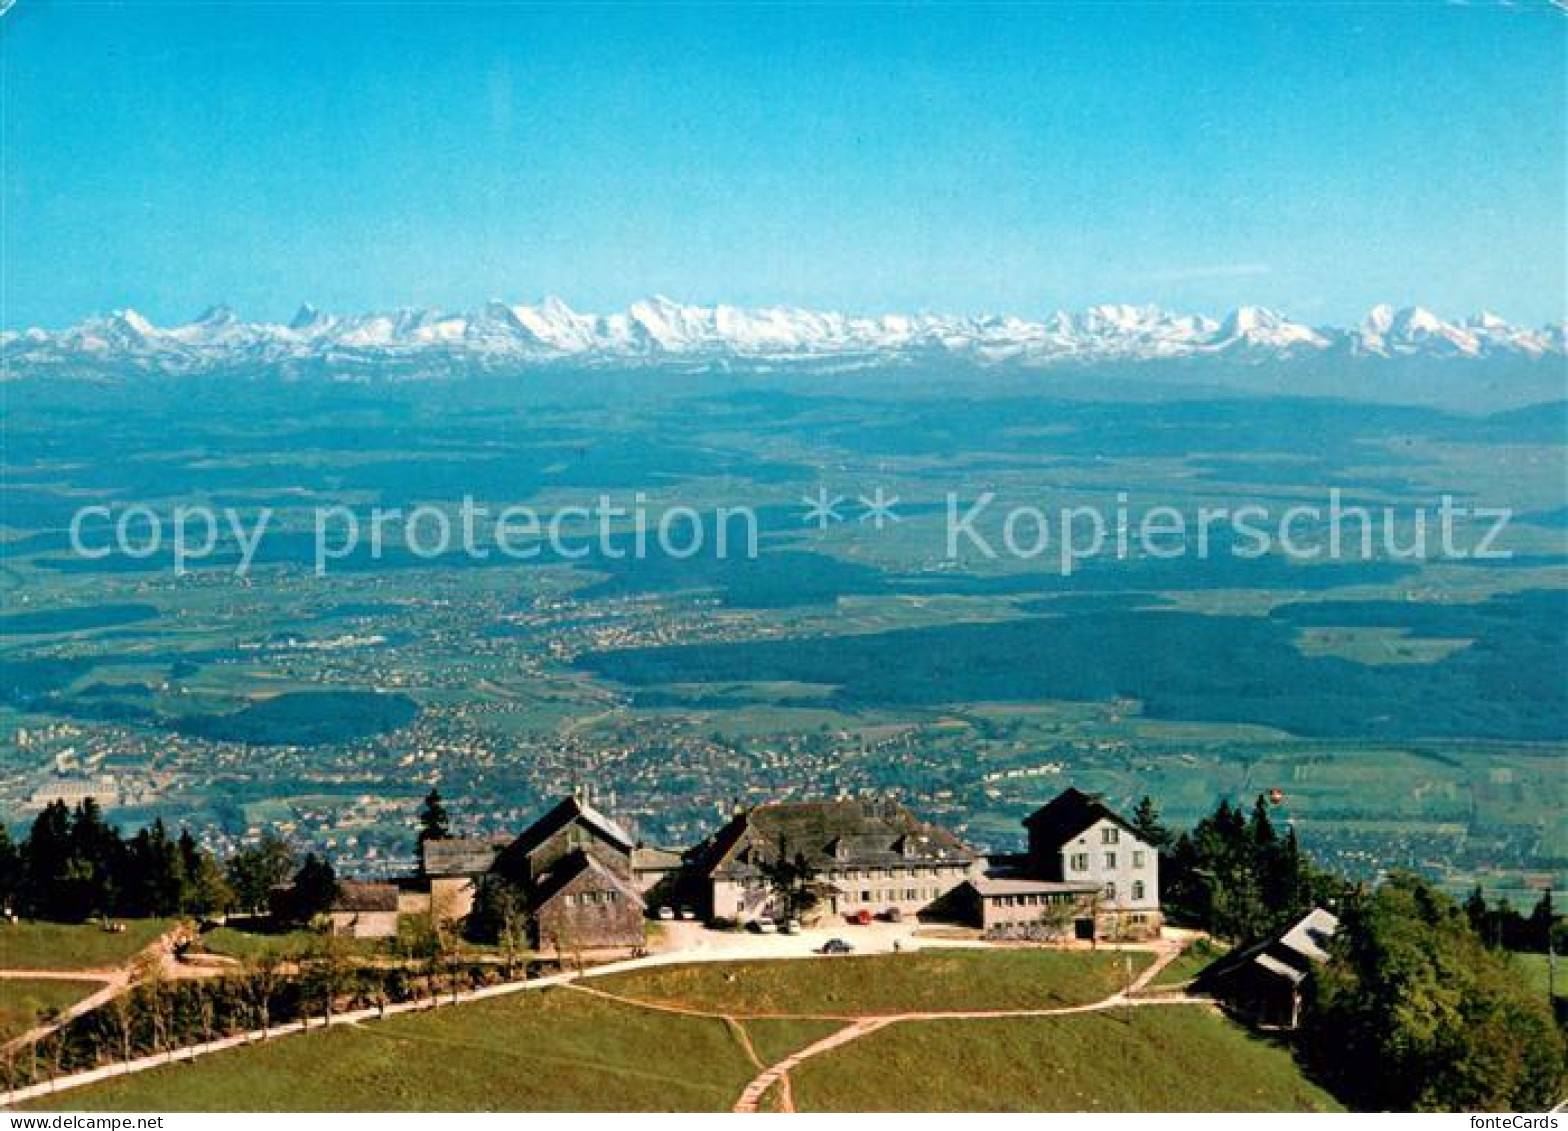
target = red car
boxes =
[850,909,873,926]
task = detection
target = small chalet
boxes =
[1196,907,1339,1028]
[491,791,647,952]
[400,791,649,953]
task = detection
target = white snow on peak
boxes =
[1207,306,1327,353]
[3,298,1560,379]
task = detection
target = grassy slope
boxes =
[195,926,400,963]
[791,1007,1343,1113]
[29,987,774,1112]
[197,926,329,962]
[738,1017,844,1066]
[29,951,1338,1113]
[1146,939,1229,988]
[594,948,1147,1016]
[0,920,173,970]
[0,979,105,1041]
[1511,952,1566,1001]
[197,923,516,965]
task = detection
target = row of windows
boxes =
[990,883,1148,909]
[1068,850,1147,871]
[825,865,962,882]
[746,869,955,891]
[989,892,1078,909]
[842,887,939,905]
[560,889,619,907]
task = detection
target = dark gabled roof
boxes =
[1195,907,1341,990]
[332,881,399,913]
[421,836,503,877]
[696,798,975,879]
[531,849,645,909]
[507,795,636,859]
[1022,787,1140,848]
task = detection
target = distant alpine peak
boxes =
[288,302,326,331]
[194,303,239,325]
[113,308,157,336]
[3,297,1562,379]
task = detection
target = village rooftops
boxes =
[697,798,975,879]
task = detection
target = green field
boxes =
[23,948,1341,1112]
[1145,939,1229,989]
[0,978,103,1041]
[196,926,330,963]
[2,381,1562,899]
[739,1016,843,1066]
[789,1007,1343,1112]
[0,920,173,971]
[592,948,1147,1016]
[195,925,404,963]
[1511,952,1566,1002]
[196,920,519,965]
[26,985,797,1112]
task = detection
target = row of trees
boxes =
[1302,873,1565,1112]
[1139,792,1562,959]
[0,800,338,927]
[1136,794,1344,944]
[2,939,526,1093]
[1128,795,1565,1111]
[0,800,228,922]
[1464,886,1562,954]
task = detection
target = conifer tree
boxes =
[417,788,451,845]
[1130,795,1170,849]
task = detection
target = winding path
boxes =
[729,935,1195,1113]
[560,937,1199,1114]
[1,933,1204,1111]
[1,928,189,1057]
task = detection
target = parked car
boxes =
[782,918,801,935]
[752,915,778,933]
[656,905,675,921]
[850,909,873,926]
[818,938,854,955]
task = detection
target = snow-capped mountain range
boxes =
[2,297,1563,380]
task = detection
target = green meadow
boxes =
[25,950,1335,1112]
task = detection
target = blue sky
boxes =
[3,1,1564,328]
